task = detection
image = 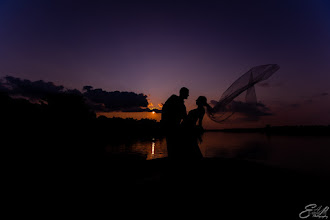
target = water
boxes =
[200,132,330,175]
[105,137,168,160]
[105,132,330,175]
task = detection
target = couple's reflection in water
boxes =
[161,87,211,161]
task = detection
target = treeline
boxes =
[1,92,162,159]
[97,116,161,139]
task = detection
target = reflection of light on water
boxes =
[152,141,155,156]
[110,137,167,160]
[147,137,167,160]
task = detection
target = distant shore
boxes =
[206,125,330,136]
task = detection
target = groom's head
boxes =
[179,87,189,100]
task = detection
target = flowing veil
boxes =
[207,64,280,123]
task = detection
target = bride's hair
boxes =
[197,96,207,106]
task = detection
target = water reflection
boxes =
[151,139,155,157]
[105,132,330,175]
[105,137,168,160]
[199,132,270,160]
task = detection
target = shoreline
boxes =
[205,125,330,136]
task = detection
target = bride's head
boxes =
[196,96,207,107]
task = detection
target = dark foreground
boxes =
[129,158,329,220]
[10,156,327,219]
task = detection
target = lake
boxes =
[105,131,330,176]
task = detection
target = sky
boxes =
[0,0,330,129]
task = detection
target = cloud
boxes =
[82,86,150,112]
[1,76,152,112]
[0,76,79,101]
[209,100,273,121]
[228,101,273,122]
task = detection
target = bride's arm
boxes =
[198,111,205,128]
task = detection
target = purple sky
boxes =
[1,0,330,128]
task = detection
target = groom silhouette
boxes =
[161,87,189,159]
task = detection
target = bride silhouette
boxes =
[181,96,211,160]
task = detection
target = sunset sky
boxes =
[1,0,329,128]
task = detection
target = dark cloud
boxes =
[0,76,151,112]
[121,107,162,113]
[83,86,149,112]
[320,92,328,96]
[229,101,273,120]
[1,76,67,100]
[121,107,161,113]
[209,100,273,121]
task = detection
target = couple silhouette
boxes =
[161,87,210,160]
